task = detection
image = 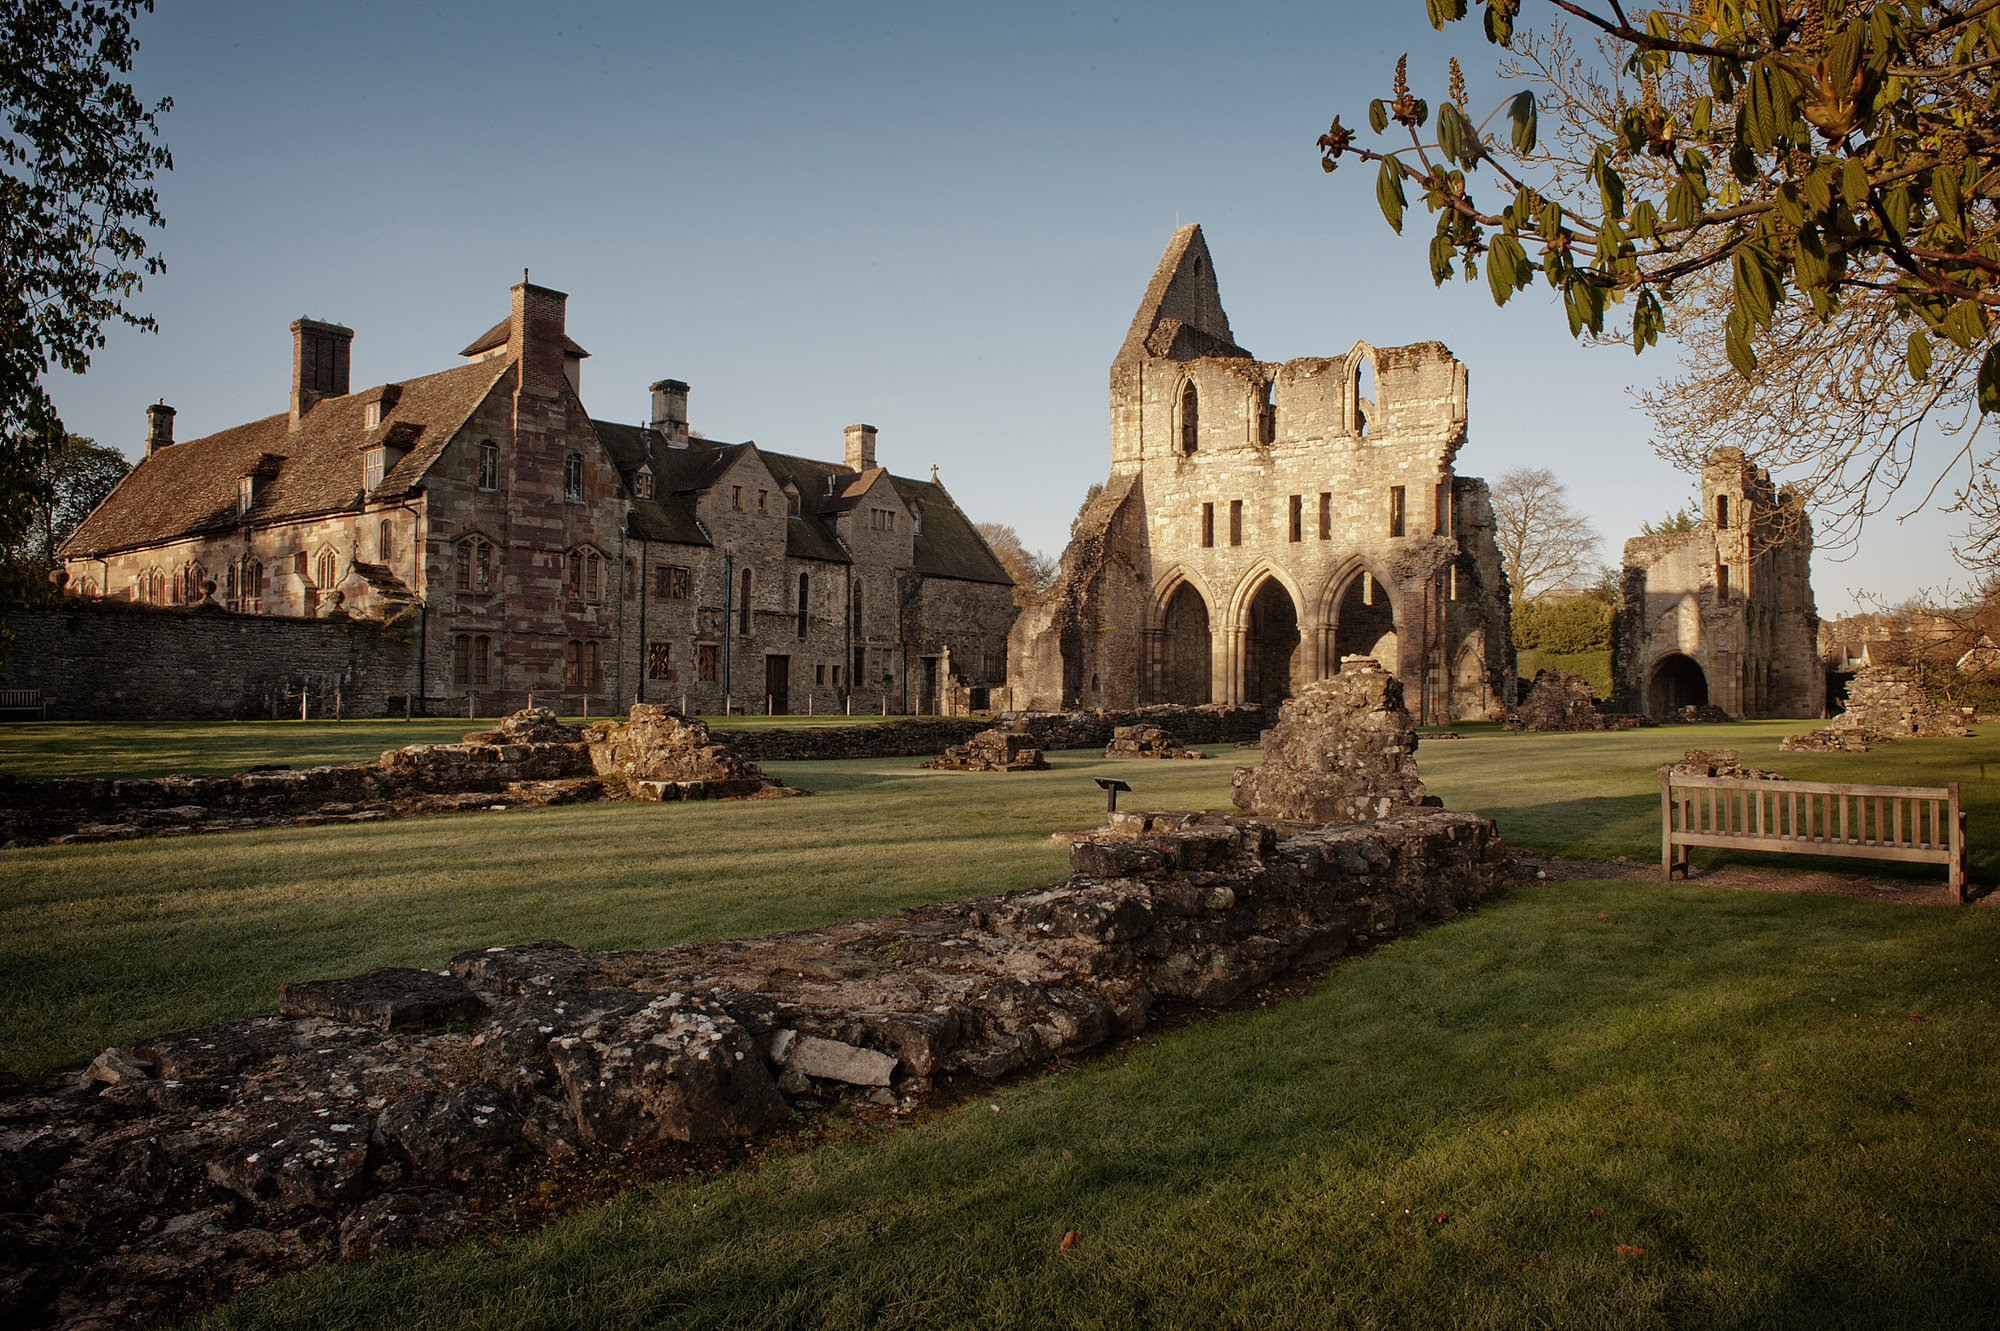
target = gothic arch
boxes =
[1177,376,1200,455]
[1150,564,1220,626]
[1225,558,1308,627]
[1345,340,1381,438]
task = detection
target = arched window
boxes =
[1180,381,1199,454]
[471,634,491,687]
[563,453,584,502]
[243,559,264,611]
[739,568,753,635]
[585,550,601,601]
[797,572,809,638]
[379,519,392,562]
[188,563,206,602]
[224,563,238,606]
[1716,494,1730,529]
[1354,355,1375,437]
[316,550,337,591]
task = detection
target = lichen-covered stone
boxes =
[1229,657,1429,822]
[1505,672,1605,732]
[923,730,1050,771]
[1103,724,1204,759]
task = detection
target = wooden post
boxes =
[1949,781,1965,904]
[1661,772,1673,881]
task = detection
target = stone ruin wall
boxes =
[0,601,420,721]
[2,806,1510,1324]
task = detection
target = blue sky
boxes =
[46,0,1973,614]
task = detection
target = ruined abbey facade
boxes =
[1005,226,1513,723]
[1613,447,1820,719]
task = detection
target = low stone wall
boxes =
[722,703,1266,762]
[1781,664,1968,752]
[1,807,1511,1325]
[0,600,419,720]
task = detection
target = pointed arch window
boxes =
[797,572,809,638]
[1180,381,1199,454]
[315,550,338,591]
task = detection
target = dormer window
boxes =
[364,402,384,430]
[786,490,800,516]
[363,447,386,491]
[238,476,257,514]
[634,469,655,500]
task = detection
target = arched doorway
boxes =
[1243,578,1300,708]
[1160,582,1212,704]
[1333,571,1397,670]
[1649,653,1708,717]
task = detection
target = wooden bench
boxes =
[0,688,45,720]
[1662,773,1967,903]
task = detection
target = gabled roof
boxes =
[459,316,590,360]
[62,358,513,560]
[589,422,1011,584]
[1115,223,1251,366]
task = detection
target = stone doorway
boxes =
[1243,578,1300,708]
[764,654,790,715]
[1160,582,1212,704]
[1648,652,1707,718]
[1334,572,1397,670]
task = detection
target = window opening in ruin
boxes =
[832,664,842,686]
[1229,499,1243,546]
[815,662,826,686]
[1435,481,1451,536]
[1389,486,1405,538]
[1716,495,1730,529]
[1717,563,1730,599]
[797,572,809,638]
[1288,495,1302,543]
[1319,492,1331,540]
[634,470,654,500]
[697,642,718,681]
[740,568,754,635]
[1354,355,1375,437]
[379,520,392,562]
[648,642,675,680]
[731,485,743,510]
[1180,382,1199,454]
[316,550,337,591]
[1201,502,1214,547]
[472,634,491,687]
[564,453,584,503]
[478,442,500,490]
[1258,385,1276,445]
[658,564,691,599]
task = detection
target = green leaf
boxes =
[1940,299,1988,350]
[1794,227,1829,288]
[1377,157,1407,235]
[1630,199,1660,242]
[1484,0,1518,45]
[1732,246,1780,330]
[1883,186,1910,239]
[1369,99,1388,135]
[1908,329,1933,382]
[1802,164,1834,214]
[1539,197,1563,241]
[1601,165,1625,219]
[1413,97,1429,128]
[1775,182,1804,229]
[1709,57,1735,103]
[1980,345,2000,414]
[1509,91,1537,154]
[1428,233,1456,286]
[1936,165,1964,230]
[1437,102,1465,163]
[1692,97,1712,137]
[1665,178,1700,229]
[1842,157,1869,210]
[1486,234,1532,306]
[1726,313,1758,377]
[1828,22,1863,91]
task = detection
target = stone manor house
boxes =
[1003,226,1514,724]
[59,279,1018,715]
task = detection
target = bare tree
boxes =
[974,522,1056,606]
[1489,466,1602,601]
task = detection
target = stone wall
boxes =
[718,703,1266,762]
[0,600,419,721]
[0,806,1510,1326]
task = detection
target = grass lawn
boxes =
[195,878,2000,1331]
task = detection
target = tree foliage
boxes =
[1318,1,2000,561]
[974,521,1057,605]
[15,432,127,568]
[1513,594,1618,650]
[1640,502,1704,532]
[2,0,169,489]
[1489,464,1604,597]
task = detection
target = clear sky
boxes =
[45,0,1975,615]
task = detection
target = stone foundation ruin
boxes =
[1229,657,1433,822]
[1103,725,1205,759]
[1,804,1509,1326]
[922,730,1050,771]
[1781,664,1969,752]
[1506,671,1605,732]
[0,707,801,847]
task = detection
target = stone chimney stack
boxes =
[650,379,690,448]
[289,319,353,430]
[145,402,176,457]
[844,423,877,472]
[509,278,570,399]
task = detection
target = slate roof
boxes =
[458,317,590,360]
[62,358,514,560]
[591,422,1011,585]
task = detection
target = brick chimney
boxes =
[290,319,352,430]
[844,423,877,471]
[509,278,570,399]
[145,401,176,457]
[650,379,690,448]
